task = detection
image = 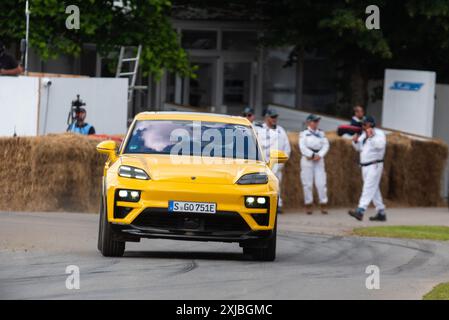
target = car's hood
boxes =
[118,154,269,185]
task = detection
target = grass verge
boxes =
[352,226,449,241]
[423,282,449,300]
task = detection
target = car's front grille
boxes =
[131,209,251,233]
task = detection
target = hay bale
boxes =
[325,132,362,206]
[379,133,448,206]
[29,135,95,212]
[0,137,34,211]
[0,134,107,213]
[383,133,411,204]
[281,132,302,208]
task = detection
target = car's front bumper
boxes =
[105,180,278,238]
[115,208,273,243]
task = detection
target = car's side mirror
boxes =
[268,150,289,168]
[97,140,118,162]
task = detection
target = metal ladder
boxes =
[115,45,146,103]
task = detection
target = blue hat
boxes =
[306,114,321,122]
[264,108,279,117]
[242,107,254,116]
[363,115,376,127]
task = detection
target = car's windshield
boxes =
[123,120,261,160]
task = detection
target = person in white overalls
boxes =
[348,115,387,221]
[299,114,330,214]
[257,108,291,212]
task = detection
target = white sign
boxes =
[382,69,436,137]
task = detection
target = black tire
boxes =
[97,205,103,252]
[243,218,277,262]
[98,193,125,257]
[243,247,256,255]
[251,223,277,262]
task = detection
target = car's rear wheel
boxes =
[98,194,125,257]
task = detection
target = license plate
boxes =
[168,201,216,214]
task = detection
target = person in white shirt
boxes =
[257,108,291,212]
[348,115,387,221]
[299,114,330,214]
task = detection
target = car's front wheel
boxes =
[98,194,125,257]
[243,220,277,262]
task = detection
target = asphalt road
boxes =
[1,211,449,300]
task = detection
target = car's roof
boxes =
[134,111,251,126]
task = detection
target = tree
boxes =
[259,0,449,112]
[0,0,195,78]
[259,0,389,111]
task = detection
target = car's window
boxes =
[123,120,261,160]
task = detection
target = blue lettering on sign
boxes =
[390,81,424,91]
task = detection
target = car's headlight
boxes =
[245,196,269,208]
[236,173,268,185]
[116,189,141,202]
[118,165,150,180]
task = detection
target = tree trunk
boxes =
[349,63,368,107]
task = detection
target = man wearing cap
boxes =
[242,107,262,129]
[258,108,291,211]
[0,41,23,76]
[67,108,96,135]
[348,115,387,221]
[299,114,330,214]
[242,107,255,123]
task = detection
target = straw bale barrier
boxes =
[0,132,447,213]
[0,134,106,213]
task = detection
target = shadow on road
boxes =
[123,250,252,261]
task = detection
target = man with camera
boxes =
[0,41,23,76]
[67,95,96,135]
[68,107,96,135]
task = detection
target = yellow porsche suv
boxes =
[96,112,288,261]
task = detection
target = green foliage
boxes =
[0,0,194,78]
[260,0,449,77]
[353,226,449,241]
[423,282,449,300]
[260,1,389,61]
